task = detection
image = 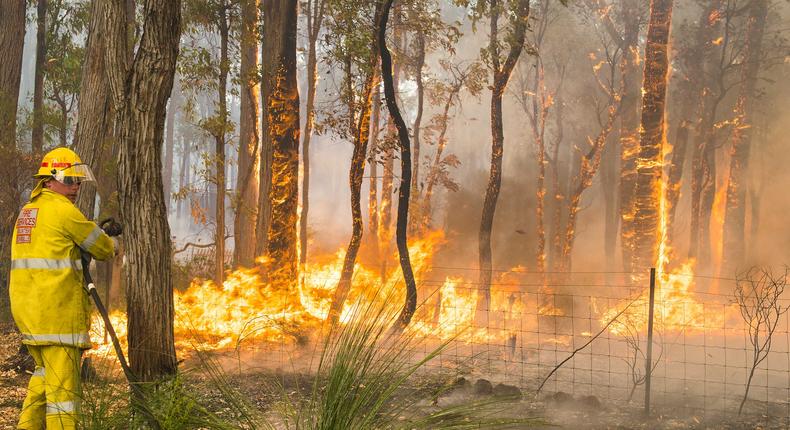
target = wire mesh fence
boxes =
[236,266,790,423]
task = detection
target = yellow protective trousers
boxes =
[17,345,81,430]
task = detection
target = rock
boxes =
[493,383,522,399]
[547,391,574,405]
[578,394,602,410]
[473,378,493,395]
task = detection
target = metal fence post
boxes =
[645,267,656,416]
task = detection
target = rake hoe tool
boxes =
[81,252,138,386]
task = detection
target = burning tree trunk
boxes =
[618,0,641,273]
[549,91,566,271]
[478,0,531,325]
[328,62,378,326]
[234,0,261,268]
[631,0,673,272]
[32,0,47,154]
[262,0,300,287]
[104,0,180,380]
[213,3,230,285]
[380,0,417,330]
[722,0,768,275]
[560,105,618,271]
[367,85,382,262]
[300,0,326,271]
[74,0,113,220]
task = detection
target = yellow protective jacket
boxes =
[10,188,115,350]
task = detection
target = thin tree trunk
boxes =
[618,0,640,273]
[549,93,565,271]
[408,29,426,234]
[601,120,618,270]
[178,136,191,219]
[235,0,261,267]
[380,0,417,330]
[561,104,618,270]
[422,80,461,228]
[163,84,178,215]
[74,0,113,220]
[328,70,377,325]
[378,9,401,280]
[722,0,767,275]
[631,0,674,272]
[300,0,325,271]
[32,0,47,154]
[477,0,530,325]
[0,0,26,320]
[215,4,229,285]
[104,0,180,381]
[262,0,300,287]
[368,85,381,262]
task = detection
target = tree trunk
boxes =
[408,29,426,234]
[300,0,325,271]
[721,0,767,275]
[477,0,530,325]
[549,93,565,271]
[367,84,381,262]
[0,0,26,320]
[74,0,112,220]
[631,0,673,272]
[104,0,180,381]
[422,80,461,229]
[32,0,48,154]
[163,83,178,215]
[328,71,377,325]
[235,0,261,268]
[214,4,230,285]
[618,0,640,273]
[561,104,618,271]
[601,119,618,270]
[178,136,191,219]
[378,9,401,280]
[380,0,417,330]
[262,0,300,288]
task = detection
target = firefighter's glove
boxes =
[100,218,123,237]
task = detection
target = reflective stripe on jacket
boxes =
[10,188,115,349]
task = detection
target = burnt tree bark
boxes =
[380,0,417,330]
[32,0,48,154]
[104,0,181,380]
[234,0,261,267]
[722,0,768,275]
[300,0,326,271]
[631,0,674,272]
[477,0,530,325]
[262,0,300,287]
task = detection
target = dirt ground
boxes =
[1,326,787,430]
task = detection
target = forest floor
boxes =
[0,325,787,429]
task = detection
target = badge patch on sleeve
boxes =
[16,208,38,244]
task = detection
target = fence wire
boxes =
[236,268,790,422]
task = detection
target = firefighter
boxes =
[10,147,116,430]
